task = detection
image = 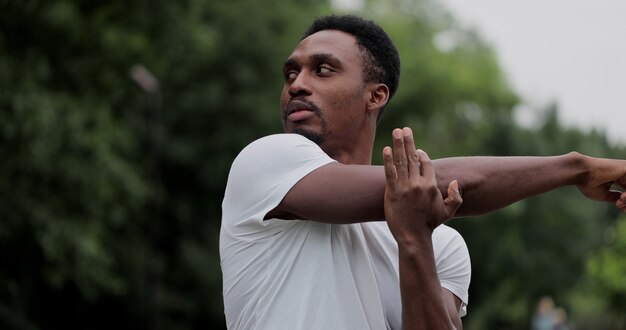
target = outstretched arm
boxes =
[267,133,626,222]
[434,152,626,216]
[383,127,462,329]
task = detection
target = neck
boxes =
[330,146,373,165]
[323,129,376,165]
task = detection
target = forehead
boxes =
[287,30,362,65]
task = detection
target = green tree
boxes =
[1,0,624,329]
[0,0,327,328]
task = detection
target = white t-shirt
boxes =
[220,134,471,330]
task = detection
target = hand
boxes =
[577,155,626,212]
[383,127,463,246]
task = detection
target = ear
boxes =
[366,83,389,113]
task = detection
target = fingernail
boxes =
[393,129,402,139]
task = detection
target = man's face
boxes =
[281,30,371,148]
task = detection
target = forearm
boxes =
[434,152,588,217]
[273,152,590,223]
[398,235,456,330]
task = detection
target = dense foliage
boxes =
[1,0,624,328]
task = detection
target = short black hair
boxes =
[302,15,400,123]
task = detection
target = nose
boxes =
[288,72,312,98]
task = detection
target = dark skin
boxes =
[268,29,626,327]
[384,127,463,329]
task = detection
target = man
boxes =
[220,15,626,329]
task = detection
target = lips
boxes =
[288,109,314,122]
[285,99,317,122]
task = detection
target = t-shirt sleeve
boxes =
[221,134,336,238]
[432,225,472,317]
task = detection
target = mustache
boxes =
[283,97,322,120]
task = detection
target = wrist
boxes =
[395,230,433,257]
[566,151,591,186]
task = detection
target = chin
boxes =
[292,128,325,146]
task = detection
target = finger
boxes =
[617,191,625,201]
[402,127,420,179]
[392,128,408,179]
[606,190,622,204]
[617,171,626,189]
[443,180,463,221]
[383,146,397,190]
[417,149,434,181]
[616,191,626,209]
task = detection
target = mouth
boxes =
[284,99,317,122]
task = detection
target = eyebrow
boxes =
[283,53,344,70]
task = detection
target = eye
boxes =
[316,65,333,75]
[284,70,298,82]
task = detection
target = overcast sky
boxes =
[437,0,626,144]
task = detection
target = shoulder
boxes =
[432,225,467,248]
[236,133,320,160]
[221,134,335,229]
[229,133,333,180]
[246,133,309,148]
[432,225,470,267]
[432,224,471,314]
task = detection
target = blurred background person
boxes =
[553,307,571,330]
[531,296,557,330]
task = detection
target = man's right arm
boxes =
[266,142,626,223]
[265,162,387,222]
